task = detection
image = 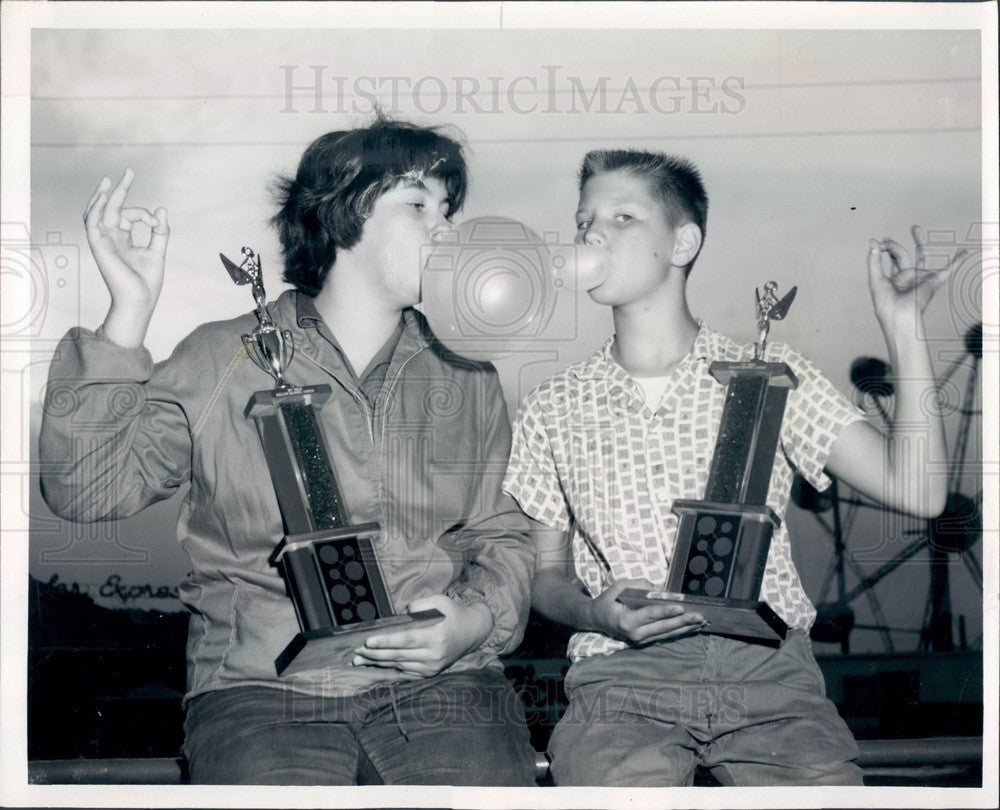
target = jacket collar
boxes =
[291,290,432,356]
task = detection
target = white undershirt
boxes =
[632,374,672,412]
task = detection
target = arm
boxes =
[826,227,963,518]
[531,523,705,645]
[39,171,187,521]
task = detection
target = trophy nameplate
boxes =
[619,282,799,645]
[222,247,443,676]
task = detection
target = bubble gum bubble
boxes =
[570,245,609,291]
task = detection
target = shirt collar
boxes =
[573,319,735,382]
[690,320,741,363]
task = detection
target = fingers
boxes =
[914,256,960,307]
[911,225,927,270]
[879,237,912,272]
[639,622,706,645]
[102,168,134,228]
[84,172,169,259]
[867,238,885,285]
[627,612,705,644]
[944,247,970,275]
[362,628,427,650]
[84,177,111,219]
[84,177,112,236]
[352,645,433,665]
[627,601,687,625]
[119,208,159,229]
[352,627,439,671]
[351,650,432,675]
[146,206,171,258]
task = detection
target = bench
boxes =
[28,737,982,785]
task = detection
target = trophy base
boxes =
[275,608,446,676]
[616,588,788,645]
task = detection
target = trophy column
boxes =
[222,247,442,676]
[618,282,799,644]
[247,386,391,636]
[661,358,797,642]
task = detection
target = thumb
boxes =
[149,207,170,256]
[605,578,655,598]
[406,594,447,614]
[867,238,889,294]
[867,238,884,277]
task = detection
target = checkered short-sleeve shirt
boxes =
[503,322,865,662]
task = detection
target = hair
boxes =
[578,149,709,274]
[271,116,468,296]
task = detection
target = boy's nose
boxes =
[429,219,455,242]
[581,224,604,246]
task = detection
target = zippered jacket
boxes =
[39,290,534,703]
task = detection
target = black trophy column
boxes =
[666,360,798,632]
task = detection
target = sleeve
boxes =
[443,371,536,656]
[776,343,867,492]
[38,326,194,522]
[502,388,572,531]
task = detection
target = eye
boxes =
[576,219,591,231]
[614,213,635,224]
[408,201,426,211]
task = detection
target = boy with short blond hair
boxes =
[504,148,959,786]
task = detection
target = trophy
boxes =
[221,247,443,676]
[618,282,799,644]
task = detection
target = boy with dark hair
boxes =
[39,119,537,785]
[504,148,960,785]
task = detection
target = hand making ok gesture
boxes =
[83,168,169,347]
[867,225,967,328]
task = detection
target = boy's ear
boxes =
[671,222,702,268]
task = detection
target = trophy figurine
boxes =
[221,247,443,676]
[618,281,799,644]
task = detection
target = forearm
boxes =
[531,568,597,632]
[880,315,949,516]
[102,300,157,349]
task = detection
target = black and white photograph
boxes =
[1,2,997,808]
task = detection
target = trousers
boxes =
[183,668,537,785]
[548,630,863,786]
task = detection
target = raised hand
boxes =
[84,169,169,347]
[868,225,966,327]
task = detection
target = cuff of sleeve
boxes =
[448,587,506,653]
[804,410,868,492]
[500,482,571,533]
[75,326,155,380]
